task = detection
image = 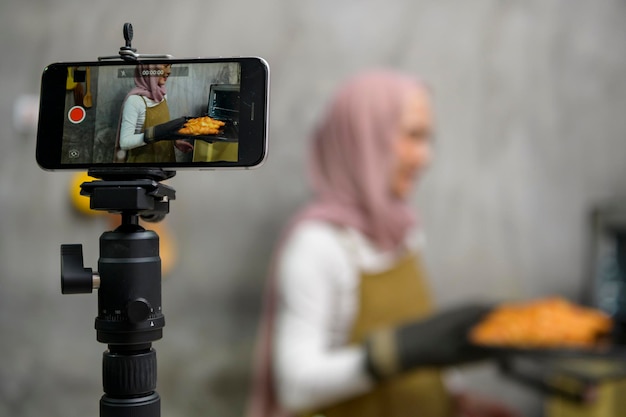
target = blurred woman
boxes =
[116,63,193,163]
[247,70,520,417]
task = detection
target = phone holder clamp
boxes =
[98,23,173,62]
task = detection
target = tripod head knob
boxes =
[61,244,99,294]
[127,298,152,323]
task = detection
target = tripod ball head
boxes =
[95,222,165,345]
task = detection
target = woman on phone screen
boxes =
[116,63,193,163]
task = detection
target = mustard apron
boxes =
[127,97,176,163]
[304,253,453,417]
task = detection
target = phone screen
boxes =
[36,57,269,170]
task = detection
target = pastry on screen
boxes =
[470,297,612,348]
[178,116,225,136]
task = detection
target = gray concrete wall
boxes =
[1,1,626,416]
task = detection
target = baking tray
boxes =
[475,343,626,381]
[174,119,238,143]
[174,133,237,143]
[471,340,626,360]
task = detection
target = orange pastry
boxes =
[470,297,612,348]
[178,116,225,136]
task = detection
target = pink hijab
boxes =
[298,69,423,250]
[246,69,426,417]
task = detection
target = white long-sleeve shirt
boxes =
[119,95,166,150]
[272,219,428,412]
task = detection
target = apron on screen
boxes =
[303,253,453,417]
[126,97,176,163]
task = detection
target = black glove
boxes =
[365,304,492,380]
[144,117,186,143]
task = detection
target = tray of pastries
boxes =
[178,116,225,136]
[469,297,619,357]
[175,116,238,142]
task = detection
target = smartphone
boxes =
[36,57,269,170]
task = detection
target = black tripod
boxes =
[61,168,175,417]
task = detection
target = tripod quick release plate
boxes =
[81,169,176,222]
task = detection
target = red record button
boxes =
[68,106,86,124]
